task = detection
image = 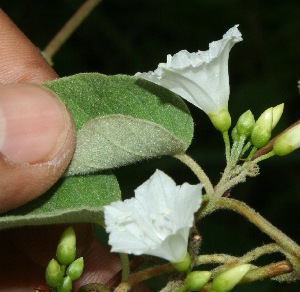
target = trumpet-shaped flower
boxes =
[135,26,242,117]
[104,169,202,263]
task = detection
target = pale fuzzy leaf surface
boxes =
[68,114,186,175]
[44,73,193,174]
[0,173,120,229]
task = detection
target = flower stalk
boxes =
[222,131,231,163]
[120,253,130,281]
[43,0,102,59]
[115,263,174,292]
[174,153,214,195]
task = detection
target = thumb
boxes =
[0,83,75,212]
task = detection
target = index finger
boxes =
[0,10,75,212]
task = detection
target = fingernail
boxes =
[0,83,70,164]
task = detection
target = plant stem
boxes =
[195,244,280,269]
[239,243,280,263]
[120,253,130,281]
[215,198,300,260]
[252,150,275,164]
[210,243,281,276]
[194,254,238,266]
[43,0,102,59]
[106,256,145,288]
[213,161,258,200]
[222,131,231,163]
[174,153,214,195]
[115,263,174,292]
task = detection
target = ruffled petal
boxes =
[104,169,203,262]
[136,25,242,114]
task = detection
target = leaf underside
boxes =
[68,114,186,175]
[44,73,194,175]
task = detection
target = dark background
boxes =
[2,1,300,291]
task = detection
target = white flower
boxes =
[104,169,202,263]
[135,25,242,115]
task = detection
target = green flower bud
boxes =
[211,264,251,292]
[45,259,64,288]
[172,252,191,272]
[231,126,240,141]
[208,109,232,132]
[67,257,84,281]
[184,271,211,291]
[273,124,300,156]
[58,276,72,292]
[56,227,76,265]
[236,110,255,137]
[251,108,273,148]
[272,103,284,129]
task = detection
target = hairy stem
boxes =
[115,263,174,292]
[222,131,231,163]
[211,243,281,276]
[120,253,130,281]
[174,153,214,195]
[252,150,275,164]
[194,254,238,266]
[43,0,101,59]
[215,198,300,260]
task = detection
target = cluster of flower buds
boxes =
[231,104,284,147]
[231,103,300,157]
[45,227,84,292]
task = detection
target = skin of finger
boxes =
[0,9,58,83]
[0,10,77,213]
[0,114,75,212]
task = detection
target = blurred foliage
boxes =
[2,0,300,290]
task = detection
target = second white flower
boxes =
[104,169,203,263]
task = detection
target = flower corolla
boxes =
[135,25,242,116]
[104,169,202,263]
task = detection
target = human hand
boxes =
[0,10,139,291]
[0,9,75,213]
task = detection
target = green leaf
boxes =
[68,114,186,175]
[44,73,193,175]
[0,73,192,228]
[0,173,120,230]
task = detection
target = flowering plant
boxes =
[1,3,300,292]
